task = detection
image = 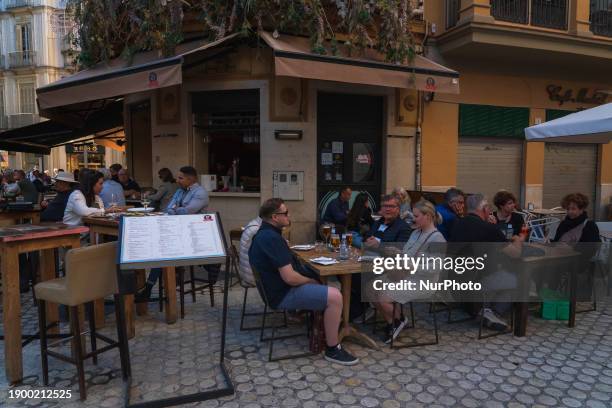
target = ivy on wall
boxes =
[67,0,417,68]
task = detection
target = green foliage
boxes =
[67,0,417,68]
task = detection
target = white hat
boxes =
[53,171,78,184]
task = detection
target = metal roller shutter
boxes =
[543,143,598,209]
[457,138,524,201]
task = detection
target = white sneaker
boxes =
[385,315,409,344]
[482,308,508,331]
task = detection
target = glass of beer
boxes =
[345,233,353,247]
[321,224,332,247]
[330,234,340,251]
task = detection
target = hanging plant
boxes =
[67,0,417,68]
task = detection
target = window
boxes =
[16,23,32,52]
[19,82,36,113]
[192,90,260,192]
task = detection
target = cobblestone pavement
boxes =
[1,280,611,408]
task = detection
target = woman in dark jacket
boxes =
[346,192,374,240]
[553,193,600,243]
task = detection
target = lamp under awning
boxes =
[260,31,460,94]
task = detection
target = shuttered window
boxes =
[546,109,575,121]
[459,104,530,139]
[19,83,36,113]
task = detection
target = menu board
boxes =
[118,213,226,269]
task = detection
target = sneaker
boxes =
[383,316,409,344]
[482,308,509,331]
[324,344,359,366]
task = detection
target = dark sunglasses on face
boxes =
[273,210,289,216]
[381,204,398,209]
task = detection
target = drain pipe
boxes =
[415,90,424,191]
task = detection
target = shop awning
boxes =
[260,31,460,94]
[0,101,124,154]
[37,34,240,112]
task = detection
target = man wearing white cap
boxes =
[40,171,79,222]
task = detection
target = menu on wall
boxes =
[119,214,226,269]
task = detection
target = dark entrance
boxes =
[317,92,383,218]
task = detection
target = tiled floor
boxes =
[1,281,612,407]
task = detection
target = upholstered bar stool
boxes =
[34,242,130,400]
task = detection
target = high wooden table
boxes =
[1,224,87,384]
[0,207,41,225]
[293,249,379,349]
[82,215,178,338]
[515,243,581,336]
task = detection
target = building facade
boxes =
[423,0,612,218]
[0,0,124,172]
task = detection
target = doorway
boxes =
[317,92,383,218]
[128,101,153,187]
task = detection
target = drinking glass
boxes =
[321,223,332,247]
[142,192,150,212]
[315,240,324,254]
[345,233,353,247]
[330,234,340,252]
[109,193,118,218]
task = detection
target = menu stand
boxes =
[116,213,234,408]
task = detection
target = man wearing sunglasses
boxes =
[363,194,412,251]
[250,198,359,365]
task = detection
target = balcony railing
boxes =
[8,51,36,68]
[591,0,612,37]
[446,0,461,28]
[6,0,42,8]
[491,0,529,23]
[490,0,568,30]
[7,113,41,129]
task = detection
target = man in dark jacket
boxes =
[322,186,351,230]
[13,170,39,203]
[40,172,77,222]
[449,194,524,331]
[364,194,412,250]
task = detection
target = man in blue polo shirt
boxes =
[250,198,358,365]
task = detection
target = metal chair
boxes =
[527,217,561,243]
[390,301,439,348]
[251,266,315,361]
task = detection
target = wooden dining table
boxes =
[293,248,379,349]
[82,215,178,339]
[1,223,87,384]
[0,206,41,225]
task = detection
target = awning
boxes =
[37,34,240,112]
[525,103,612,144]
[0,101,124,154]
[260,31,460,94]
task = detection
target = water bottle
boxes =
[339,235,349,260]
[506,224,514,240]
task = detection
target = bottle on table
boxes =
[339,235,349,260]
[506,224,514,240]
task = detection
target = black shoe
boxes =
[135,285,152,303]
[324,344,359,366]
[383,316,409,345]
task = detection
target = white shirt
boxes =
[63,190,105,226]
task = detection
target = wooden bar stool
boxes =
[34,242,130,400]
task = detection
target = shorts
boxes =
[277,283,328,311]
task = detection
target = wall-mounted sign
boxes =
[547,85,608,106]
[65,143,105,154]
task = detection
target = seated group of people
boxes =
[244,187,601,365]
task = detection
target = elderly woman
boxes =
[98,168,126,209]
[148,167,179,211]
[553,193,600,243]
[391,187,414,224]
[370,199,446,344]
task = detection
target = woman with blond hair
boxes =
[391,187,414,224]
[371,199,446,344]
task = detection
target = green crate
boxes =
[541,301,558,320]
[556,301,570,321]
